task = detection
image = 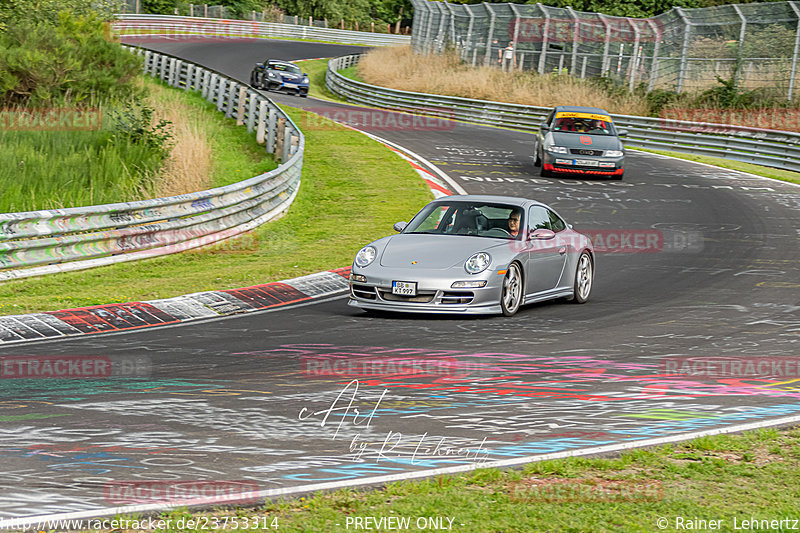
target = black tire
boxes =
[500,262,523,316]
[540,164,551,178]
[572,252,593,304]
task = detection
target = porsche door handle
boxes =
[558,247,567,255]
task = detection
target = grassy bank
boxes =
[0,101,431,315]
[87,426,800,532]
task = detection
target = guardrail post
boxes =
[237,86,247,126]
[247,95,257,132]
[256,100,268,145]
[227,82,237,117]
[144,50,153,74]
[185,64,194,90]
[217,78,226,111]
[202,71,212,99]
[266,107,277,152]
[207,73,218,102]
[282,124,292,162]
[275,117,286,161]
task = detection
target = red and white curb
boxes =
[0,268,350,345]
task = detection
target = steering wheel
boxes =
[487,227,510,237]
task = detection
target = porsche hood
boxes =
[379,234,505,269]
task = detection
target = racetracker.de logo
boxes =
[304,107,455,131]
[104,480,260,505]
[301,356,467,377]
[661,357,800,379]
[0,355,151,379]
[0,108,102,131]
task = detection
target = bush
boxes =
[0,12,142,107]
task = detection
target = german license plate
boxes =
[574,159,599,166]
[284,83,298,89]
[392,281,417,296]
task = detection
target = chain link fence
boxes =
[410,0,800,100]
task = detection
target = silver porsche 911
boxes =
[348,195,595,316]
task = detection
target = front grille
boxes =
[378,290,436,303]
[440,291,474,305]
[569,149,604,156]
[351,284,377,300]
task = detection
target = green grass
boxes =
[293,58,347,102]
[0,107,164,213]
[89,426,800,532]
[632,147,800,185]
[0,103,431,315]
[144,76,279,189]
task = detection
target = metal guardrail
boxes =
[113,14,411,46]
[326,53,800,173]
[0,48,304,281]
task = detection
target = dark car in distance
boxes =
[250,59,309,97]
[533,105,629,180]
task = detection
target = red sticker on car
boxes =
[580,136,592,145]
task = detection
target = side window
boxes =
[548,210,566,232]
[528,206,551,231]
[544,110,555,126]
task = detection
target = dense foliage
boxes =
[0,1,140,107]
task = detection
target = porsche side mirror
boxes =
[617,128,629,137]
[529,228,556,240]
[540,122,550,132]
[393,221,408,232]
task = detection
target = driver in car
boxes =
[508,211,521,239]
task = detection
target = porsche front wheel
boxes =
[500,263,523,316]
[572,252,593,303]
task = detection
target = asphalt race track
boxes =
[0,38,799,524]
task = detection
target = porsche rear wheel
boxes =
[500,263,523,316]
[572,252,593,304]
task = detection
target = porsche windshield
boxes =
[404,202,523,240]
[268,62,302,75]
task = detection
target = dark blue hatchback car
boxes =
[250,59,309,97]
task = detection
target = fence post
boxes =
[647,18,662,91]
[598,13,612,75]
[510,3,522,71]
[627,18,641,92]
[788,2,800,101]
[185,64,194,90]
[732,4,746,87]
[464,6,475,61]
[484,3,496,66]
[537,4,551,74]
[567,7,579,75]
[676,7,692,93]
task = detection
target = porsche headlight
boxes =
[302,76,309,84]
[267,71,278,78]
[604,150,624,157]
[547,146,568,154]
[465,252,491,274]
[355,246,377,268]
